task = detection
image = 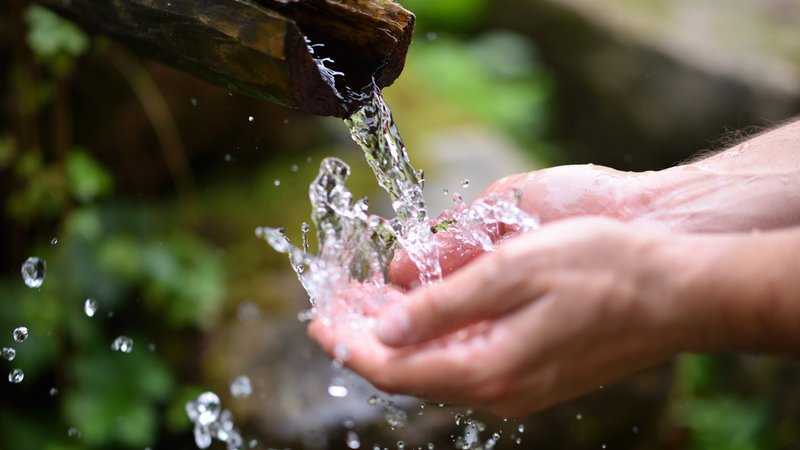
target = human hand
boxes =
[310,217,695,416]
[390,164,649,288]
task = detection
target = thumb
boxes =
[378,246,537,347]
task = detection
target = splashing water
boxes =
[258,86,538,328]
[186,392,245,450]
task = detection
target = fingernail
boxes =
[377,308,412,346]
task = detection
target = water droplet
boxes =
[1,347,15,361]
[274,179,281,186]
[21,257,46,288]
[194,424,212,448]
[518,424,525,433]
[367,394,379,405]
[248,439,258,448]
[443,188,449,195]
[111,336,133,353]
[291,164,299,172]
[191,97,198,106]
[84,298,98,317]
[515,437,522,445]
[50,237,58,245]
[224,153,233,162]
[186,391,221,427]
[396,441,405,449]
[248,116,254,122]
[427,444,435,450]
[632,426,639,434]
[455,413,462,425]
[346,430,360,449]
[13,327,29,343]
[426,31,438,41]
[328,378,348,398]
[461,178,470,188]
[67,427,81,438]
[576,413,583,420]
[230,375,252,398]
[8,368,24,383]
[601,445,607,449]
[492,432,500,441]
[50,387,58,396]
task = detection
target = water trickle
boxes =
[21,257,46,288]
[84,298,98,317]
[13,326,29,343]
[8,368,24,383]
[1,347,16,361]
[111,336,134,353]
[230,375,252,398]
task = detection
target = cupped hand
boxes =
[390,164,649,288]
[310,217,693,416]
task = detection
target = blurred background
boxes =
[2,0,800,448]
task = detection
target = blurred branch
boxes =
[107,48,196,197]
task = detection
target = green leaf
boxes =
[66,149,113,203]
[25,5,89,76]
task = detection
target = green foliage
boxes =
[25,5,89,77]
[409,32,552,147]
[677,397,769,450]
[400,0,488,30]
[66,150,113,203]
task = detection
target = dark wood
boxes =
[38,0,415,117]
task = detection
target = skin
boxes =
[308,119,800,416]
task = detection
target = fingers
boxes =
[379,244,541,347]
[389,230,486,289]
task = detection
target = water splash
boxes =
[186,392,244,450]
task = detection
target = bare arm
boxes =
[636,119,800,232]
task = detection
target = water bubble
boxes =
[274,179,281,187]
[8,368,24,383]
[84,298,98,317]
[67,427,81,438]
[50,387,58,396]
[230,375,252,398]
[346,430,360,449]
[13,327,29,343]
[187,392,221,427]
[248,116,254,122]
[328,378,348,398]
[461,179,470,188]
[21,257,46,288]
[518,424,525,433]
[1,347,15,361]
[50,237,58,245]
[111,336,134,353]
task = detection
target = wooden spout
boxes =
[38,0,415,117]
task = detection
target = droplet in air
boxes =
[455,413,462,425]
[443,188,449,195]
[21,257,46,288]
[248,116,254,122]
[1,347,15,361]
[328,378,348,398]
[333,343,350,362]
[230,375,252,398]
[346,430,360,449]
[84,298,98,317]
[576,413,583,420]
[8,368,24,383]
[186,391,222,427]
[291,164,299,172]
[50,387,58,396]
[427,444,435,450]
[518,424,525,433]
[397,441,405,449]
[50,237,58,245]
[191,97,198,106]
[67,427,81,438]
[194,424,212,449]
[461,179,470,188]
[13,327,29,343]
[111,336,134,353]
[274,179,281,187]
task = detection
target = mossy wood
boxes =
[38,0,415,117]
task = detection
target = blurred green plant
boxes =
[400,0,488,31]
[25,5,90,77]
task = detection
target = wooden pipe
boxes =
[38,0,415,117]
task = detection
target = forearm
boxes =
[635,119,800,232]
[662,227,800,354]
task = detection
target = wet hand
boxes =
[310,217,690,416]
[390,165,648,289]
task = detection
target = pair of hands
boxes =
[310,164,696,416]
